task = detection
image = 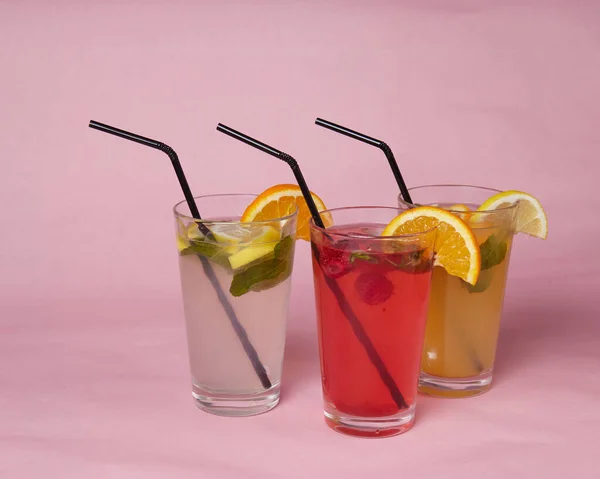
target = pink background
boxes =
[2,1,599,477]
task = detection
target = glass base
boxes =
[192,383,280,417]
[418,371,492,398]
[324,403,416,438]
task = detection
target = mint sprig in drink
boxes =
[400,185,547,398]
[175,195,297,415]
[310,208,436,437]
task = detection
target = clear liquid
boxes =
[179,254,292,395]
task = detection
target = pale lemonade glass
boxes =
[400,185,518,398]
[174,194,298,416]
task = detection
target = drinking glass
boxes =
[400,185,518,398]
[310,206,435,436]
[174,194,298,416]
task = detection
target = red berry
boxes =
[355,272,393,305]
[319,242,351,278]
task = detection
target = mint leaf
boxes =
[229,259,287,296]
[464,235,507,293]
[464,269,493,293]
[181,238,232,269]
[274,235,294,261]
[480,234,507,271]
[180,240,219,257]
[229,236,295,297]
[350,252,378,264]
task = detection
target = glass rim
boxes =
[173,193,299,225]
[309,205,437,240]
[398,184,519,213]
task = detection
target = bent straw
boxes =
[88,120,272,388]
[315,118,412,204]
[216,122,409,409]
[315,118,484,373]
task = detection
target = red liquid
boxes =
[311,224,433,425]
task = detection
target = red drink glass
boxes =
[310,206,435,437]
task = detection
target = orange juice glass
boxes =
[400,185,518,398]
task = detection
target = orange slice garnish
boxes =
[241,184,330,241]
[382,206,481,285]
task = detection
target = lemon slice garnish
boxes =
[227,226,281,270]
[478,190,548,239]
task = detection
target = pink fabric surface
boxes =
[1,1,599,477]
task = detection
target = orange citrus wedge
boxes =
[382,206,481,285]
[241,184,330,241]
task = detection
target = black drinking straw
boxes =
[88,120,272,389]
[315,118,484,373]
[216,123,408,409]
[315,118,413,204]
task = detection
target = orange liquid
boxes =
[420,219,514,397]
